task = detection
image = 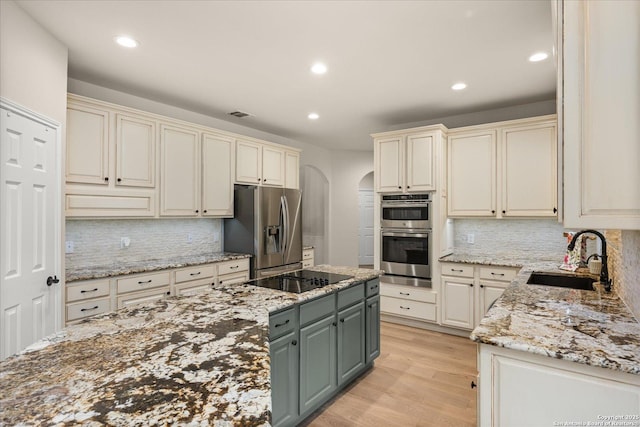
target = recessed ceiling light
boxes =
[308,113,319,120]
[311,62,327,75]
[114,36,139,48]
[529,52,548,62]
[451,82,467,91]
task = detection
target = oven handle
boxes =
[382,231,431,238]
[381,202,431,208]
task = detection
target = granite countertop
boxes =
[0,265,382,426]
[441,252,640,375]
[66,252,252,283]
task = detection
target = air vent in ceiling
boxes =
[228,111,252,118]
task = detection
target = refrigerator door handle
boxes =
[281,195,289,254]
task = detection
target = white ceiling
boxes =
[17,0,556,151]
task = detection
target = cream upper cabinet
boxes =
[160,124,199,216]
[448,130,497,216]
[560,0,640,229]
[201,133,234,217]
[501,121,557,217]
[448,116,557,218]
[235,139,295,188]
[115,114,156,188]
[285,150,300,190]
[261,145,285,187]
[372,126,444,193]
[66,102,110,185]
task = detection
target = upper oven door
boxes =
[380,230,431,279]
[380,202,431,229]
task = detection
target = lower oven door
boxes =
[381,230,431,279]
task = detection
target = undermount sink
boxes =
[526,272,595,291]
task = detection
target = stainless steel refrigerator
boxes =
[224,185,303,278]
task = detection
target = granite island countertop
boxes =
[66,252,252,283]
[0,265,383,426]
[440,252,640,375]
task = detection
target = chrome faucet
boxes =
[567,230,611,292]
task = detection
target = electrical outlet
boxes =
[65,241,74,254]
[187,233,193,244]
[120,237,131,249]
[467,234,475,244]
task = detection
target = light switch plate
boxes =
[467,234,475,244]
[65,241,74,254]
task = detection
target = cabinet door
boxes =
[406,133,435,192]
[337,302,366,386]
[448,131,496,216]
[160,125,199,216]
[285,151,300,190]
[202,133,234,217]
[441,276,474,329]
[270,331,299,427]
[365,294,380,363]
[66,103,110,185]
[115,114,156,188]
[299,315,337,415]
[235,139,262,184]
[375,136,403,192]
[502,123,557,217]
[562,1,640,229]
[478,281,507,326]
[117,287,170,309]
[262,146,285,187]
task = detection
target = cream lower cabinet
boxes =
[447,116,557,218]
[441,263,518,331]
[302,248,315,268]
[116,271,171,309]
[478,343,640,426]
[65,278,111,323]
[217,258,250,285]
[174,264,217,296]
[380,281,437,322]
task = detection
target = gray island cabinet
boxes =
[270,278,381,427]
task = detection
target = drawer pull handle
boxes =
[138,280,152,284]
[81,306,99,312]
[229,265,239,270]
[370,285,378,290]
[400,306,410,310]
[190,272,201,276]
[451,269,463,272]
[368,304,373,308]
[491,273,505,276]
[275,319,290,328]
[80,288,99,293]
[399,292,411,296]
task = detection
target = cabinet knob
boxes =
[258,178,261,182]
[104,177,109,182]
[203,210,207,213]
[502,210,506,214]
[407,186,410,189]
[291,340,297,346]
[117,178,122,182]
[340,318,345,323]
[195,210,199,213]
[398,186,402,189]
[480,284,484,288]
[332,322,337,326]
[553,207,557,213]
[470,284,474,287]
[166,291,170,295]
[491,210,495,214]
[263,179,267,183]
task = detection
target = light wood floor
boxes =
[301,321,478,427]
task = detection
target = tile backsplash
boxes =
[606,229,640,320]
[66,219,222,270]
[453,218,568,259]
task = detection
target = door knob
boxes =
[46,276,60,286]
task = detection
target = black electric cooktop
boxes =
[250,270,354,294]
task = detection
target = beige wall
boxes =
[0,1,68,124]
[606,230,640,320]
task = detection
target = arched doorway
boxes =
[358,172,374,268]
[301,165,329,265]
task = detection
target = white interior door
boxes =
[1,103,60,360]
[358,190,374,266]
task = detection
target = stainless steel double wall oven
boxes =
[380,193,432,287]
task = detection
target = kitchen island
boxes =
[0,266,382,426]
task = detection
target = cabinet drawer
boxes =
[365,279,380,297]
[269,308,297,341]
[380,282,437,304]
[175,265,216,284]
[302,260,314,268]
[117,271,171,294]
[303,249,314,260]
[117,286,170,309]
[380,296,436,322]
[218,258,249,276]
[338,283,364,309]
[300,294,335,326]
[479,266,517,282]
[174,279,213,297]
[441,263,474,278]
[67,297,111,321]
[219,271,249,286]
[66,279,110,302]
